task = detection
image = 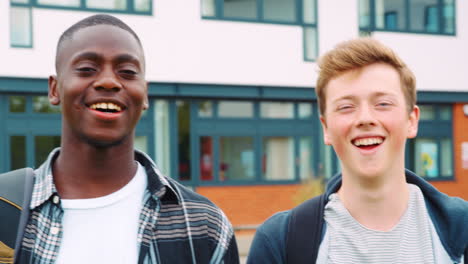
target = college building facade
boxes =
[1,0,468,228]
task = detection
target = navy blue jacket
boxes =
[248,169,468,263]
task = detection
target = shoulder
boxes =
[161,178,235,245]
[413,180,468,260]
[247,211,291,264]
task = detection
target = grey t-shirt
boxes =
[316,184,436,264]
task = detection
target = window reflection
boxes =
[37,0,80,7]
[415,138,439,178]
[218,101,253,118]
[155,100,171,176]
[10,136,26,170]
[33,96,61,113]
[86,0,127,10]
[264,0,296,22]
[134,0,150,12]
[375,0,406,30]
[35,136,61,167]
[299,137,313,180]
[200,136,214,181]
[10,7,32,47]
[177,101,191,180]
[263,137,294,180]
[198,101,213,118]
[260,102,294,119]
[219,137,254,181]
[223,0,257,19]
[9,96,26,113]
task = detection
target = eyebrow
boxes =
[331,91,398,104]
[113,54,142,70]
[71,52,142,70]
[71,51,102,64]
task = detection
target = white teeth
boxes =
[89,102,122,112]
[353,137,383,146]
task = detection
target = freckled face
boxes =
[320,63,419,179]
[49,25,148,148]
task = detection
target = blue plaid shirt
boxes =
[17,148,239,264]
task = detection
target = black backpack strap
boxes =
[286,194,325,264]
[0,168,35,264]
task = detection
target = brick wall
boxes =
[197,184,303,226]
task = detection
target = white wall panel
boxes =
[0,0,467,92]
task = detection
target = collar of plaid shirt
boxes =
[16,148,238,264]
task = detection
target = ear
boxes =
[320,115,332,145]
[407,105,420,138]
[143,81,149,110]
[48,75,60,105]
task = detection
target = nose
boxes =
[356,104,376,127]
[93,68,122,92]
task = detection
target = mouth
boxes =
[352,136,385,150]
[87,102,124,113]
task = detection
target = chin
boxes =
[82,134,128,149]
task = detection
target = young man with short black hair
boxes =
[15,14,239,264]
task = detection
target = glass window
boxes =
[419,105,435,120]
[439,105,452,120]
[366,0,455,34]
[200,136,214,181]
[37,0,80,7]
[198,101,213,118]
[443,0,455,34]
[375,0,406,30]
[86,0,127,10]
[33,96,61,113]
[223,0,257,19]
[10,136,26,170]
[304,27,317,61]
[298,103,312,119]
[302,0,316,24]
[299,137,313,180]
[263,137,294,180]
[264,0,296,22]
[218,101,253,118]
[9,96,26,113]
[155,100,171,176]
[135,136,147,153]
[201,0,216,16]
[408,0,439,32]
[219,137,254,181]
[10,7,32,47]
[260,102,294,119]
[441,138,452,177]
[134,0,150,12]
[35,136,61,167]
[359,0,371,28]
[322,145,334,179]
[414,138,439,178]
[177,101,191,181]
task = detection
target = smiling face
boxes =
[320,63,419,180]
[49,24,148,148]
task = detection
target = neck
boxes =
[53,140,137,199]
[338,168,409,231]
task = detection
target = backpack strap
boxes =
[286,193,325,264]
[0,168,35,264]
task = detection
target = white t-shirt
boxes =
[316,184,446,264]
[56,162,147,264]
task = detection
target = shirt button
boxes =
[50,227,60,235]
[52,195,60,204]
